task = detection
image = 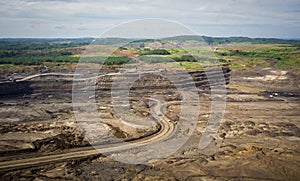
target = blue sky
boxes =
[0,0,299,38]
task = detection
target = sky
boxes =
[0,0,299,38]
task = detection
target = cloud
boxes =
[77,27,87,31]
[0,0,299,38]
[55,25,65,29]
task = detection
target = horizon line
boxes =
[0,36,299,40]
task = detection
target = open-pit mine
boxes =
[0,37,299,180]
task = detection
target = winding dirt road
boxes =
[0,98,174,171]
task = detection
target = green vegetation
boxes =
[163,35,300,46]
[0,37,299,71]
[139,54,224,65]
[0,38,92,50]
[0,64,24,74]
[168,48,188,54]
[141,48,171,55]
[104,56,132,65]
[139,55,173,63]
[174,61,203,71]
[0,55,79,65]
[215,44,299,70]
[79,55,133,65]
[173,55,197,62]
[0,38,91,65]
[0,38,133,66]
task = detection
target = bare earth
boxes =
[0,67,299,180]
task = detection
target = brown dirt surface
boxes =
[0,66,299,180]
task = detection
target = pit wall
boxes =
[0,66,230,98]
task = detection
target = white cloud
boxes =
[0,0,299,38]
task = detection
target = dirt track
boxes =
[0,67,299,180]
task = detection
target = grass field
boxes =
[0,37,299,73]
[215,43,300,70]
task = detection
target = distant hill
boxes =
[1,36,300,50]
[0,38,94,50]
[0,37,94,43]
[95,35,300,46]
[162,35,300,46]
